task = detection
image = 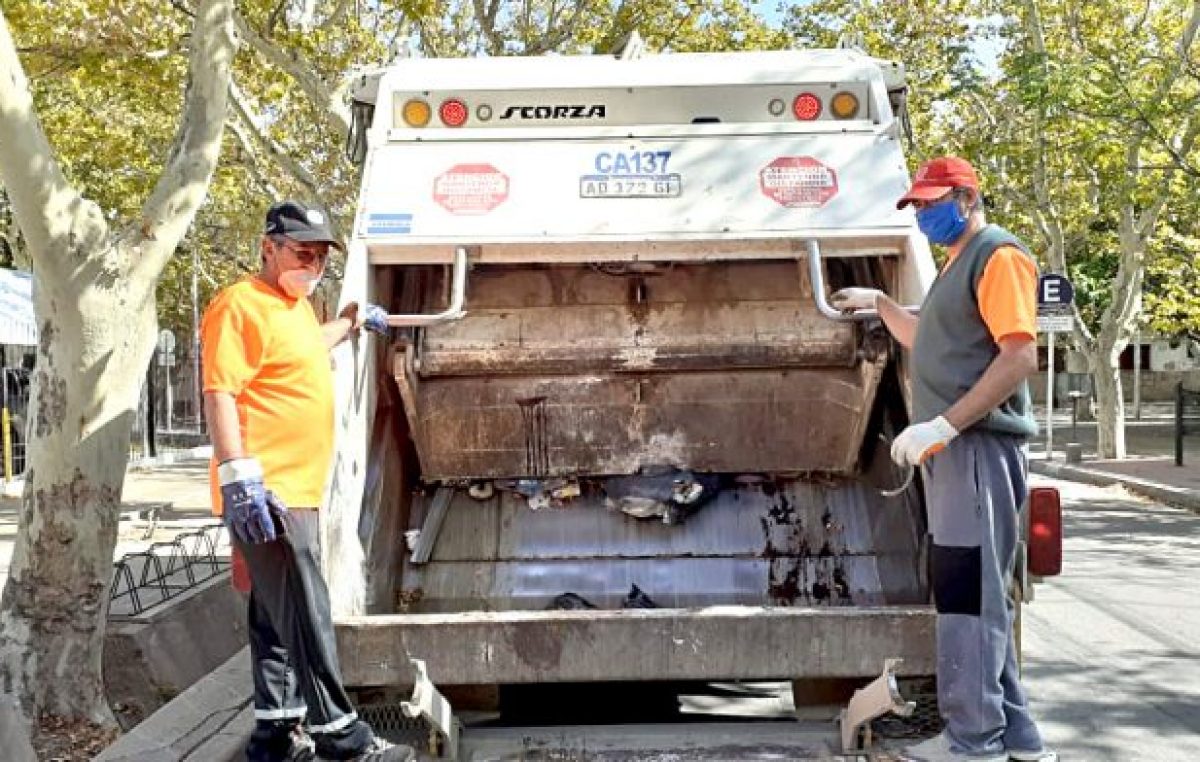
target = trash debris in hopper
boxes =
[547,592,598,610]
[467,480,495,500]
[500,477,582,511]
[602,467,721,524]
[403,529,421,552]
[621,584,659,609]
[546,585,661,610]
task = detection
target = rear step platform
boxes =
[336,606,935,686]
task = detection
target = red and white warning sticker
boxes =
[759,156,838,208]
[433,163,509,215]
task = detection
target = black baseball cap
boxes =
[264,200,344,250]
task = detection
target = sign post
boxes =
[1037,274,1075,461]
[157,329,176,432]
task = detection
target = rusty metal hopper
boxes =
[393,260,886,480]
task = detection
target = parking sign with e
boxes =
[1038,273,1074,307]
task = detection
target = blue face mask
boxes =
[916,198,969,245]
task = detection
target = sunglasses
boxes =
[276,240,330,266]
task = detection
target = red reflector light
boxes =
[1027,486,1062,576]
[231,545,251,593]
[792,92,822,121]
[439,98,468,127]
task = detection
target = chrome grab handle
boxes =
[805,239,919,321]
[384,247,468,327]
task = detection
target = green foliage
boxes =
[6,0,1198,344]
[7,0,785,336]
[1146,226,1200,339]
[780,0,986,158]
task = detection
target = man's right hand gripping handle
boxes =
[219,457,282,544]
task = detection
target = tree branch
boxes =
[232,9,350,138]
[526,0,594,55]
[0,8,95,261]
[316,0,353,32]
[1136,113,1200,235]
[472,0,506,56]
[1020,0,1068,271]
[226,118,283,197]
[1115,0,1200,201]
[266,0,290,36]
[132,0,237,273]
[228,81,320,194]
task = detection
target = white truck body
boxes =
[324,46,942,691]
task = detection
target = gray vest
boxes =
[911,224,1038,438]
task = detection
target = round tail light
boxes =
[439,98,468,127]
[792,93,822,121]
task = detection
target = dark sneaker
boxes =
[284,728,318,761]
[247,722,317,762]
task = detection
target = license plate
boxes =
[579,174,682,198]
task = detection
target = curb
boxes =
[1031,460,1200,513]
[96,648,251,762]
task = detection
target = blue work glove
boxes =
[218,458,288,544]
[363,303,389,335]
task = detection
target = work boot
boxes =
[901,732,1006,762]
[284,728,318,761]
[246,721,317,761]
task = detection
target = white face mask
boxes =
[278,269,321,298]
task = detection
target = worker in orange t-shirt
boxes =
[201,201,411,762]
[830,158,1055,762]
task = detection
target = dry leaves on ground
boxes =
[33,714,121,761]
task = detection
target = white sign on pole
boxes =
[157,329,176,354]
[157,329,176,368]
[1037,274,1076,461]
[1036,313,1074,333]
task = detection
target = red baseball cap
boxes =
[896,156,980,209]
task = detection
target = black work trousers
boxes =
[236,509,374,761]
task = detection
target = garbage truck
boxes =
[320,43,1062,737]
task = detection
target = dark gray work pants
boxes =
[236,509,374,760]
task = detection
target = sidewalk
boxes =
[1028,408,1200,512]
[0,450,222,591]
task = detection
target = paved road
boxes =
[1021,476,1200,761]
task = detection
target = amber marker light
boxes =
[401,98,431,127]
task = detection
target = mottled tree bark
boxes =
[0,0,237,737]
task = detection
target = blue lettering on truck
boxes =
[365,212,413,235]
[593,151,672,175]
[582,150,681,198]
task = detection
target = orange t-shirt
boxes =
[943,244,1038,343]
[201,278,334,514]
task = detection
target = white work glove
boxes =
[891,416,959,467]
[829,287,883,313]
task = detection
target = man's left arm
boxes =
[891,246,1039,466]
[322,302,360,350]
[945,248,1039,428]
[321,301,390,350]
[943,335,1038,431]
